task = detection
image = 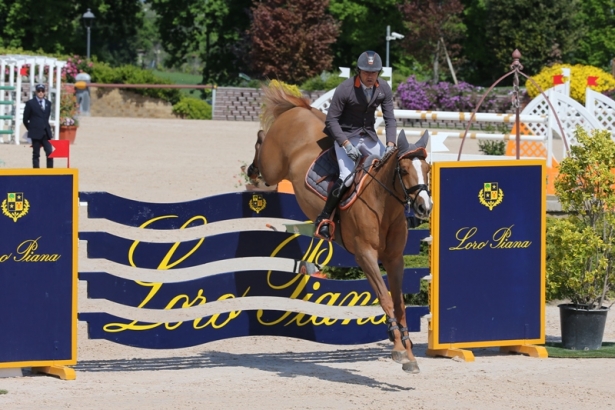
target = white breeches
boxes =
[334,135,385,187]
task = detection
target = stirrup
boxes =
[314,218,336,241]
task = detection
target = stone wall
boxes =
[89,87,177,119]
[213,87,327,121]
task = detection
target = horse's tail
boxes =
[260,83,313,133]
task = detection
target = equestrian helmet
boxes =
[357,51,383,72]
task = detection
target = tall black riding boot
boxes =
[314,179,349,240]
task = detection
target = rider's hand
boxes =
[344,142,361,161]
[385,144,396,156]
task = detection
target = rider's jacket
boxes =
[324,75,396,147]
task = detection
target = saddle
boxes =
[305,147,381,210]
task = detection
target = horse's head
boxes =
[395,130,433,219]
[247,130,265,180]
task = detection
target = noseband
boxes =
[364,152,430,211]
[394,161,430,213]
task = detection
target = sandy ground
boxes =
[0,117,613,410]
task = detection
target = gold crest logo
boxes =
[2,192,30,222]
[478,182,503,211]
[249,194,266,214]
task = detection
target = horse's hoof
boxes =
[391,350,410,364]
[402,360,420,374]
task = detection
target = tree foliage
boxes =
[248,0,339,84]
[398,0,466,82]
[574,0,615,70]
[0,0,146,66]
[482,0,583,78]
[328,0,405,69]
[148,0,253,86]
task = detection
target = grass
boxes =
[543,342,615,358]
[0,389,7,394]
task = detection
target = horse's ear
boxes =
[397,129,410,153]
[416,129,430,149]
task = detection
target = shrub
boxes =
[526,64,615,104]
[546,127,615,308]
[396,76,499,112]
[91,62,182,104]
[300,71,346,91]
[478,140,506,155]
[172,98,212,120]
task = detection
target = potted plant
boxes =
[546,126,615,350]
[59,89,79,144]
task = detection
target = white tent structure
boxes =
[0,55,66,145]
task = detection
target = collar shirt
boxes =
[361,82,373,101]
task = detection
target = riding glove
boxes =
[384,145,396,156]
[344,143,361,161]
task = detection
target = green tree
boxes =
[0,0,81,53]
[481,0,583,78]
[148,0,253,86]
[0,0,147,66]
[574,0,615,70]
[399,0,466,83]
[328,0,405,70]
[248,0,339,83]
[85,0,147,66]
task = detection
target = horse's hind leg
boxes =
[382,255,420,374]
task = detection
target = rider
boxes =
[314,50,398,241]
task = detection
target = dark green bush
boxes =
[172,97,212,120]
[300,72,346,91]
[478,140,506,155]
[91,62,182,104]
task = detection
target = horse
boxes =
[248,84,433,373]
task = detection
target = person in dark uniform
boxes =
[23,83,53,168]
[314,51,397,240]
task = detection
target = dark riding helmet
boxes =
[357,51,383,72]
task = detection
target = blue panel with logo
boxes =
[434,161,544,345]
[0,171,76,365]
[79,229,429,269]
[79,191,308,228]
[79,306,430,349]
[79,268,428,308]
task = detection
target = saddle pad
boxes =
[305,148,380,210]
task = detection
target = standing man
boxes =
[23,83,53,168]
[314,51,397,240]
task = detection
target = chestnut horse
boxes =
[248,85,432,373]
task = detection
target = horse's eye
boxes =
[400,168,409,176]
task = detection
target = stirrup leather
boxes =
[314,218,336,241]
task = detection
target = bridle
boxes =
[394,159,430,213]
[362,150,430,212]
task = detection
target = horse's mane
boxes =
[260,84,314,133]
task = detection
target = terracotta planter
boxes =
[59,126,77,144]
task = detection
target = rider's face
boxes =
[359,70,379,88]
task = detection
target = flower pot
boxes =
[558,304,609,350]
[59,125,77,144]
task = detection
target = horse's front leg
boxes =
[382,255,420,374]
[354,250,409,362]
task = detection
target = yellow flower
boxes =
[526,64,615,104]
